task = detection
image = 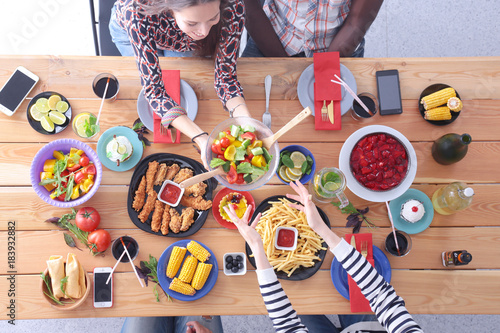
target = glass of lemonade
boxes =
[309,167,349,207]
[72,112,100,139]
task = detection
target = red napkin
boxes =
[153,70,182,143]
[313,52,341,130]
[346,233,374,313]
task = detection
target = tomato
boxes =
[241,132,256,142]
[211,143,219,154]
[87,229,111,253]
[226,165,238,184]
[79,156,90,167]
[55,193,66,201]
[217,154,227,161]
[235,173,245,184]
[83,164,96,175]
[67,163,81,172]
[220,137,231,148]
[75,207,101,232]
[60,170,70,186]
[74,171,86,184]
[211,141,224,155]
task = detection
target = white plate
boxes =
[297,63,357,116]
[339,125,417,202]
[137,80,198,131]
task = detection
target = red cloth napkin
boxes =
[346,233,374,313]
[313,52,341,130]
[153,70,182,143]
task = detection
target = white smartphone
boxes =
[0,66,39,116]
[93,267,113,308]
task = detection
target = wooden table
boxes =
[1,56,499,320]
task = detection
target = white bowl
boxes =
[223,252,247,276]
[339,125,417,202]
[274,226,298,251]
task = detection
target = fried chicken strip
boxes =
[146,161,159,192]
[132,176,147,212]
[160,204,171,235]
[154,163,168,186]
[184,182,207,197]
[165,163,180,181]
[180,207,195,232]
[169,208,182,233]
[180,195,213,211]
[173,168,193,184]
[151,200,165,232]
[138,190,157,223]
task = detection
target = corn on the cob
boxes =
[166,246,187,278]
[447,97,463,112]
[424,106,452,121]
[169,277,196,296]
[178,255,198,283]
[187,241,210,262]
[191,263,213,290]
[421,87,456,110]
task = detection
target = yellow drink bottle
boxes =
[432,182,474,215]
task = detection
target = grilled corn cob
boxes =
[424,106,452,121]
[187,241,210,262]
[421,87,456,110]
[166,246,187,278]
[191,263,213,290]
[178,255,198,283]
[169,277,196,296]
[447,97,463,112]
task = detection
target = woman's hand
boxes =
[186,321,211,333]
[223,204,263,251]
[195,134,209,169]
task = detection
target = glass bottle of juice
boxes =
[432,182,474,215]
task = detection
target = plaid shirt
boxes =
[263,0,351,57]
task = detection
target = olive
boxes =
[238,262,244,269]
[232,259,238,266]
[226,255,233,263]
[226,263,232,270]
[231,266,239,273]
[236,255,243,262]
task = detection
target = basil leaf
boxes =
[64,233,77,248]
[281,154,294,169]
[301,161,308,174]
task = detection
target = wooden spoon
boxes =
[261,107,312,148]
[179,167,225,189]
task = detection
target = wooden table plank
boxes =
[2,270,499,320]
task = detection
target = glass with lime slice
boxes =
[309,167,349,207]
[72,112,100,139]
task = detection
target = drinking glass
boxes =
[111,236,139,263]
[350,92,379,121]
[72,111,100,139]
[384,230,412,257]
[92,73,119,101]
[309,167,349,207]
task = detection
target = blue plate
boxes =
[331,246,391,300]
[96,126,143,172]
[157,239,218,301]
[389,188,434,234]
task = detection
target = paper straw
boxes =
[120,238,144,288]
[385,201,400,255]
[96,77,110,125]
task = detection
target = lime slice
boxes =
[110,140,119,152]
[40,115,55,132]
[278,165,292,183]
[30,104,43,121]
[48,111,66,125]
[324,181,340,192]
[290,151,307,169]
[117,144,127,154]
[285,167,302,181]
[56,100,69,113]
[48,95,61,110]
[74,113,90,137]
[35,98,50,113]
[287,167,303,177]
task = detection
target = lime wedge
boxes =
[40,115,55,132]
[324,181,340,192]
[278,165,292,183]
[290,151,307,169]
[48,111,66,125]
[56,100,69,113]
[30,104,43,121]
[48,95,61,111]
[35,98,50,113]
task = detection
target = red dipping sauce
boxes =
[277,229,296,248]
[160,182,182,204]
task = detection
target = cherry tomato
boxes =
[67,164,81,172]
[74,171,86,184]
[83,164,96,175]
[217,154,227,161]
[60,170,70,186]
[87,229,111,253]
[226,165,238,184]
[75,207,101,232]
[79,156,90,167]
[211,143,219,154]
[241,132,256,142]
[220,137,231,148]
[235,173,245,184]
[55,193,66,201]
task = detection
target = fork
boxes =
[262,75,272,128]
[321,100,328,122]
[361,241,368,258]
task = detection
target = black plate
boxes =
[419,83,461,126]
[26,91,72,135]
[245,195,330,281]
[127,153,217,237]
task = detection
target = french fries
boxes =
[254,198,326,277]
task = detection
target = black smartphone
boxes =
[93,267,113,308]
[376,69,403,115]
[0,66,39,116]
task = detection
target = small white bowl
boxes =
[157,180,184,207]
[274,227,298,251]
[223,252,247,276]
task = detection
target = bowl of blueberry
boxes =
[224,252,246,276]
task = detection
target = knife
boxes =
[350,235,356,249]
[328,100,334,124]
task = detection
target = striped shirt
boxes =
[256,239,423,333]
[263,0,351,57]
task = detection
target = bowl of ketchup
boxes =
[274,226,298,251]
[158,180,183,206]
